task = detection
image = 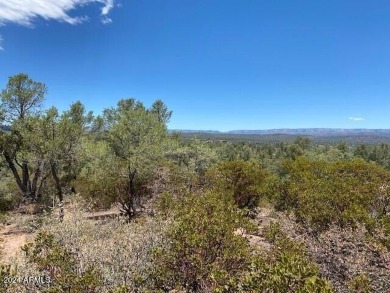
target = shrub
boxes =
[38,199,170,292]
[0,178,23,212]
[148,191,255,292]
[149,189,332,292]
[21,231,102,293]
[206,160,271,209]
[347,274,372,293]
[74,141,124,209]
[220,222,333,293]
[4,196,171,292]
[274,157,390,233]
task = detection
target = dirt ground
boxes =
[0,206,276,265]
[0,223,33,264]
[0,206,121,265]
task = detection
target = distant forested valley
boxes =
[1,74,389,292]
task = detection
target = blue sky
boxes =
[0,0,389,131]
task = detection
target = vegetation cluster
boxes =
[0,74,389,292]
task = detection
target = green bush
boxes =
[0,194,16,212]
[347,274,372,293]
[206,160,271,209]
[261,222,332,292]
[21,232,102,293]
[148,191,255,292]
[273,157,390,233]
[148,190,332,292]
[0,179,23,212]
[214,221,333,292]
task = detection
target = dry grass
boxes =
[275,213,390,293]
[4,196,172,292]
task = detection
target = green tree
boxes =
[0,73,46,123]
[0,74,46,199]
[46,102,93,203]
[354,144,369,160]
[164,138,218,191]
[294,136,311,150]
[150,99,172,124]
[1,74,91,205]
[105,98,169,218]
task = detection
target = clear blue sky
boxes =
[0,0,389,131]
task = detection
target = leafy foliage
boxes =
[0,73,46,123]
[347,274,372,293]
[225,222,334,293]
[148,191,254,292]
[103,98,169,218]
[2,73,390,292]
[206,160,271,209]
[201,220,333,293]
[274,157,390,234]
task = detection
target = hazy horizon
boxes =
[171,128,390,132]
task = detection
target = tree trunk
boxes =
[3,152,27,195]
[128,168,137,216]
[31,160,45,199]
[119,167,138,220]
[37,174,48,199]
[3,152,48,200]
[51,161,64,221]
[51,161,63,202]
[22,161,32,195]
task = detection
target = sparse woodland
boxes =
[0,74,389,292]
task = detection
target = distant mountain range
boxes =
[172,128,390,144]
[172,128,390,136]
[170,129,222,134]
[3,125,390,143]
